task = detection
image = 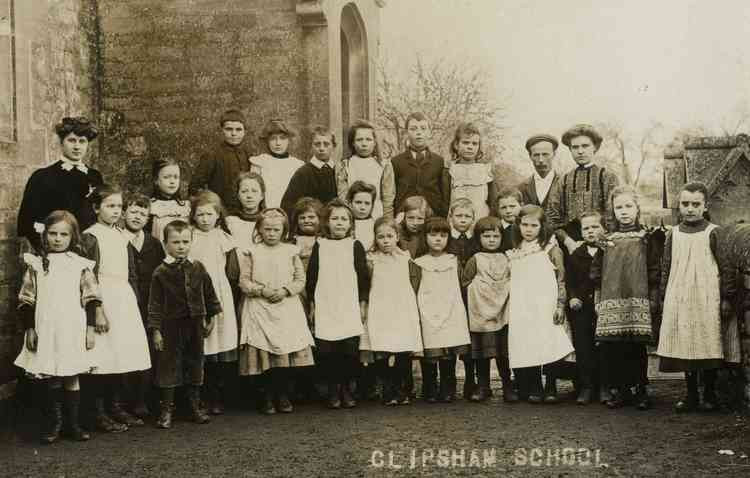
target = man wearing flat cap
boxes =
[518,134,560,209]
[546,124,620,255]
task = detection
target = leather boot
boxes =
[462,358,476,400]
[327,382,341,409]
[471,359,490,402]
[109,390,144,427]
[501,375,519,403]
[95,398,128,433]
[421,361,438,403]
[189,386,210,424]
[63,390,90,441]
[156,388,174,429]
[40,386,63,444]
[132,370,151,419]
[544,376,559,404]
[439,360,456,402]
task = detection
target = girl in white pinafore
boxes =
[658,184,738,412]
[248,119,304,209]
[306,199,369,409]
[14,211,101,443]
[82,186,150,432]
[363,218,422,405]
[189,191,239,414]
[239,209,314,414]
[507,206,573,402]
[413,217,471,403]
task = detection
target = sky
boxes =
[379,0,750,166]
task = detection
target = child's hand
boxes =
[553,307,565,325]
[95,308,109,334]
[569,298,583,311]
[86,326,96,350]
[25,328,38,352]
[204,315,218,337]
[267,288,286,303]
[152,330,164,352]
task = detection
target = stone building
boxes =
[0,0,383,410]
[663,133,750,405]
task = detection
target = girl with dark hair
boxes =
[507,205,573,403]
[148,158,191,243]
[81,185,151,432]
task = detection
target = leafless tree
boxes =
[375,52,508,161]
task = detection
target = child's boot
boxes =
[421,361,438,403]
[635,384,651,410]
[341,382,357,408]
[675,372,699,413]
[63,390,90,441]
[276,371,293,413]
[95,397,128,433]
[471,359,490,402]
[326,382,341,409]
[700,370,718,412]
[156,388,174,429]
[462,358,476,401]
[132,370,151,419]
[109,389,144,427]
[188,386,211,424]
[41,386,63,444]
[439,360,456,402]
[210,377,226,415]
[544,375,559,404]
[501,374,519,403]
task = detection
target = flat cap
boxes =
[525,134,559,152]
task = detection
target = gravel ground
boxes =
[1,379,749,478]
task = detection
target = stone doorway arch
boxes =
[340,3,368,155]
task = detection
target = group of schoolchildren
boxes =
[13,111,741,446]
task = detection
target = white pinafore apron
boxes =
[87,224,151,374]
[313,238,364,341]
[508,242,573,368]
[658,225,724,361]
[190,228,238,355]
[414,254,470,349]
[14,253,98,377]
[364,251,422,353]
[240,243,314,354]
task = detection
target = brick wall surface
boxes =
[95,0,317,195]
[0,0,98,390]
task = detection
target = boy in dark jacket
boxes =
[149,220,222,428]
[189,109,253,214]
[390,112,449,217]
[566,211,605,405]
[123,193,165,418]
